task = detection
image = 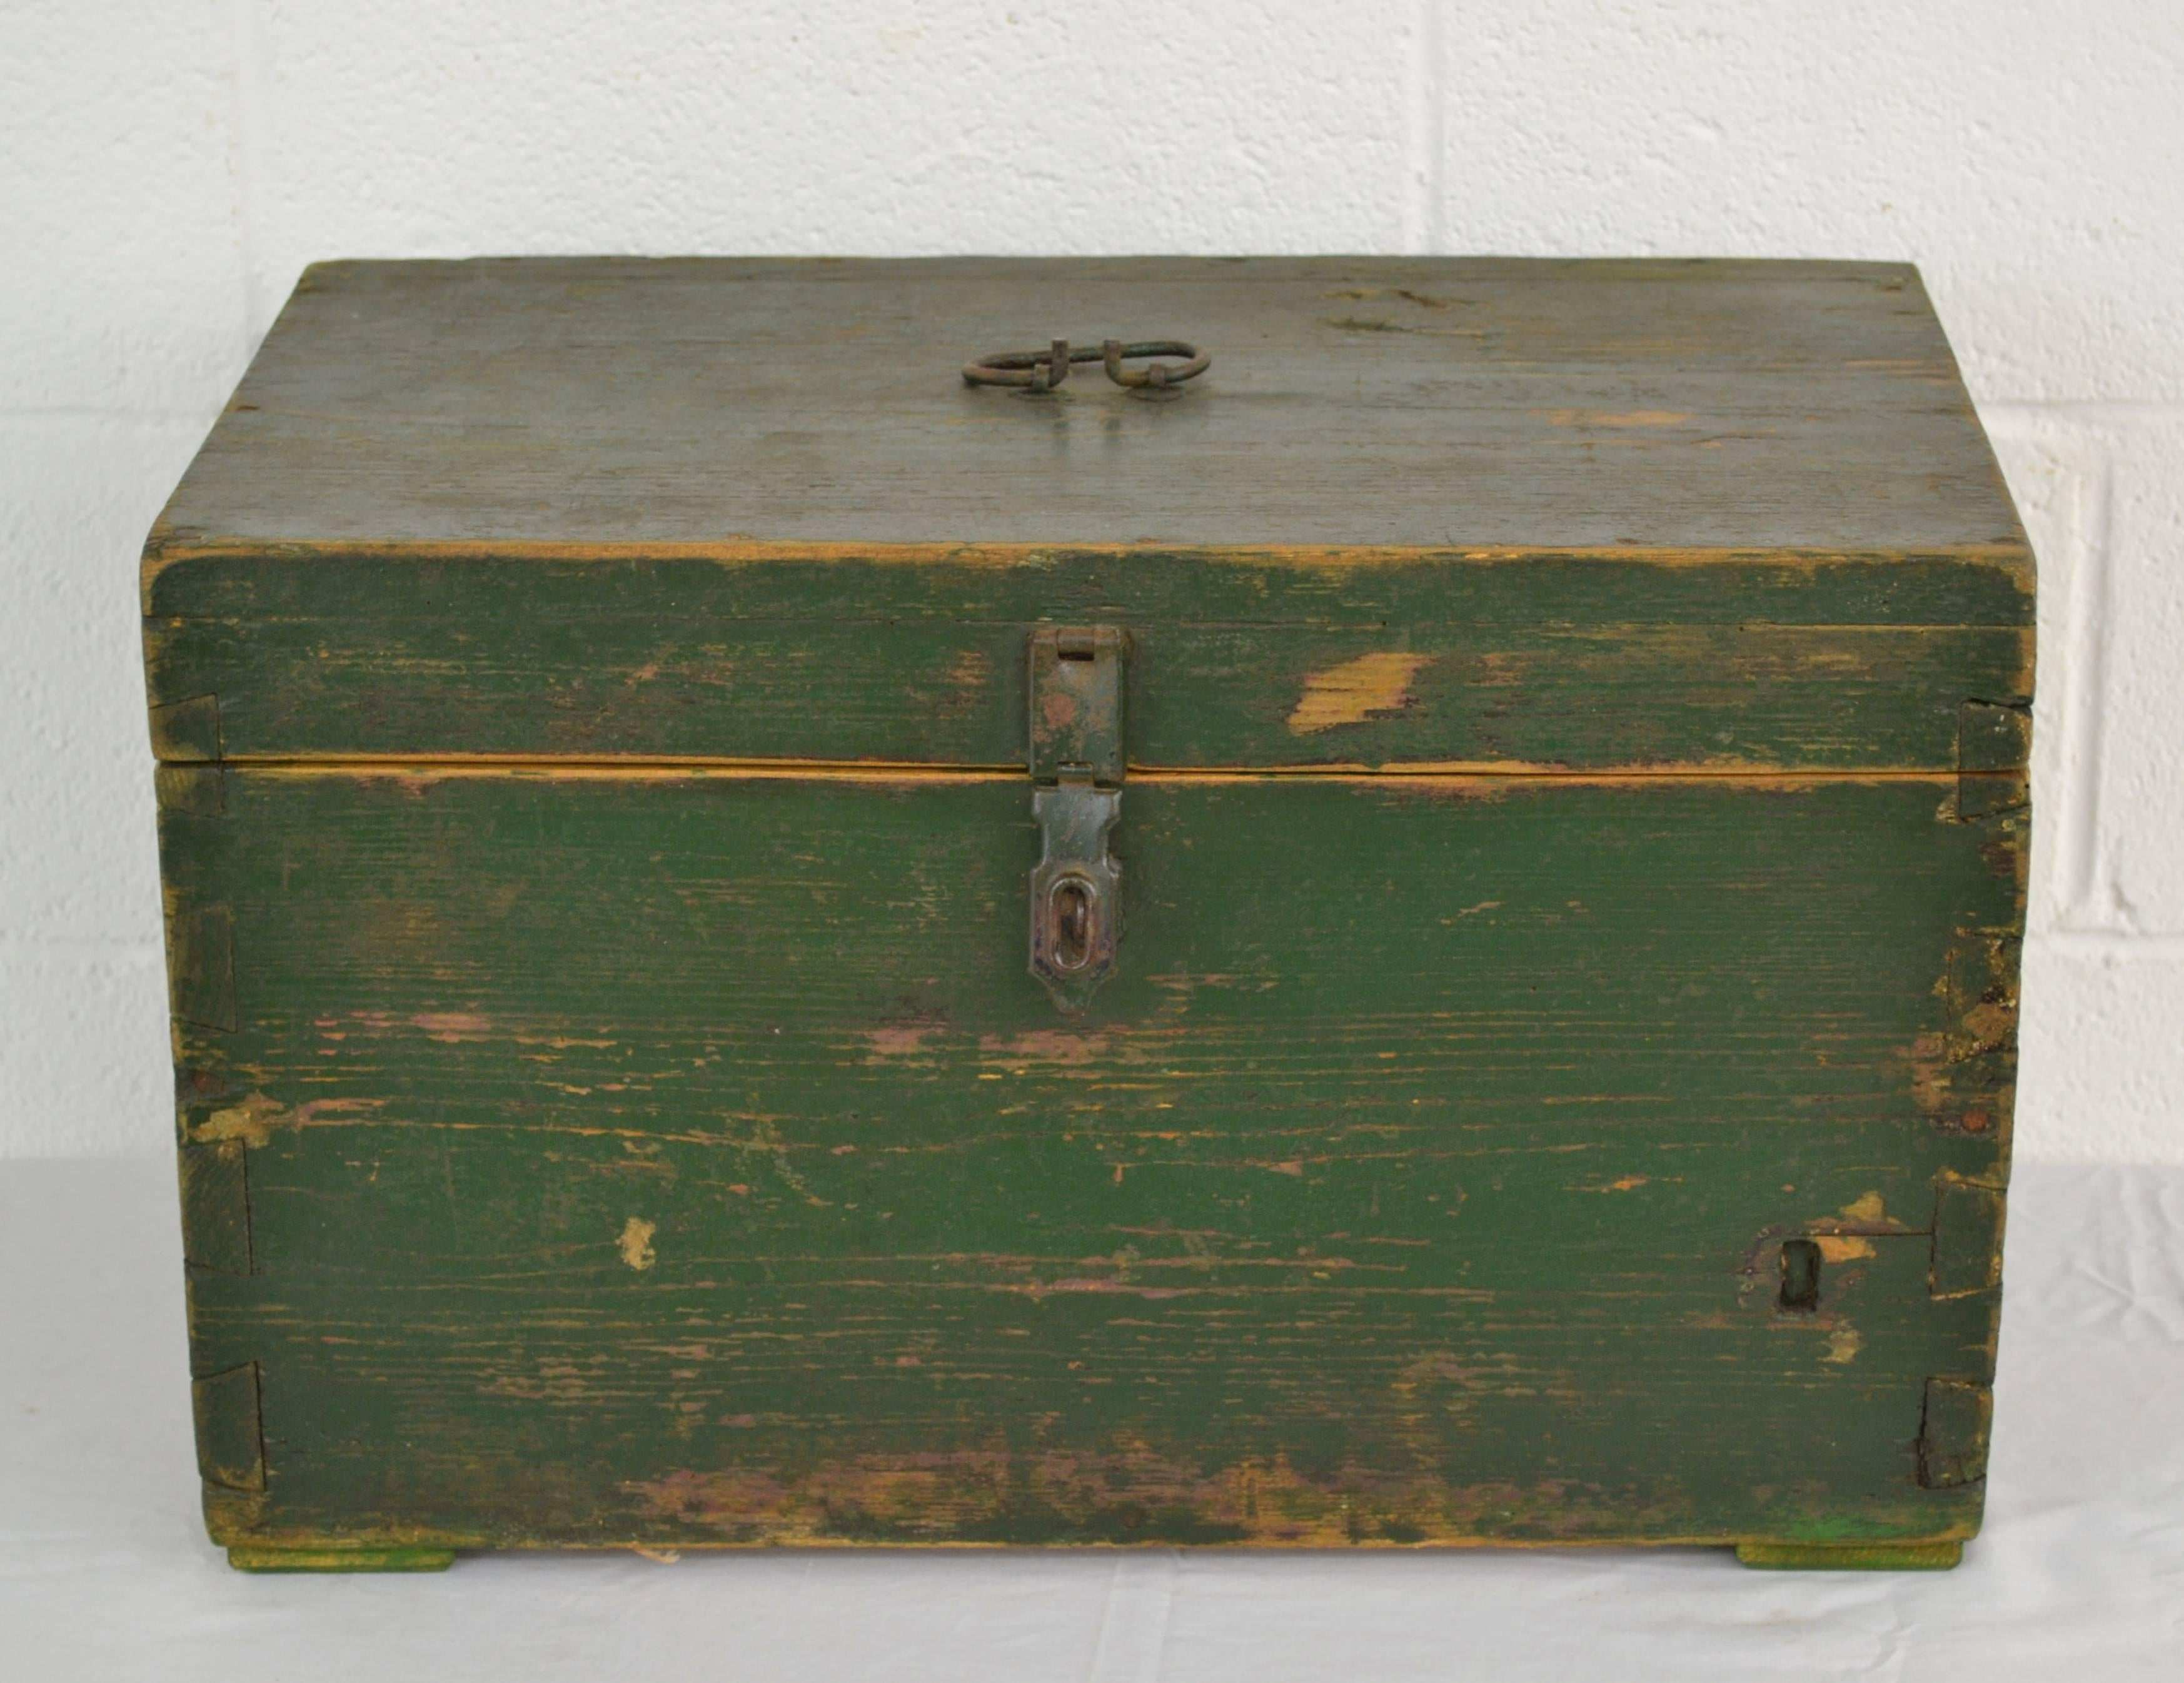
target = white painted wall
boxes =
[4,1,2178,1159]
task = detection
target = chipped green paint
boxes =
[145,258,2031,1570]
[165,771,2018,1557]
[144,549,2029,771]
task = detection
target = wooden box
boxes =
[144,258,2029,1572]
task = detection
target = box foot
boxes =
[226,1544,456,1573]
[1736,1540,1963,1572]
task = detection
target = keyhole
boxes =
[1778,1238,1822,1312]
[1050,879,1094,971]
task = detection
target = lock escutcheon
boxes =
[1027,627,1125,1011]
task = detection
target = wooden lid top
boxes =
[149,256,2025,558]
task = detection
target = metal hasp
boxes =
[1028,626,1127,1012]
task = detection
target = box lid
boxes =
[144,257,2032,772]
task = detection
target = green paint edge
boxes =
[226,1544,457,1574]
[1735,1540,1964,1572]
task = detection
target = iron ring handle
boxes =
[962,338,1103,391]
[962,338,1210,392]
[1100,339,1209,388]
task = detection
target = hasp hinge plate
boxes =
[1028,627,1127,1012]
[1029,625,1126,785]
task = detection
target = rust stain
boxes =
[618,1217,658,1271]
[1039,689,1079,732]
[1537,408,1694,428]
[1287,652,1434,735]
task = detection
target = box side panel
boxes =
[144,550,2032,771]
[161,771,2018,1550]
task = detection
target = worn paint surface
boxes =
[1287,652,1435,735]
[144,548,2029,770]
[164,771,2019,1552]
[144,258,2029,1562]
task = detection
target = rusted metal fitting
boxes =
[962,338,1094,391]
[1099,339,1209,389]
[963,338,1209,393]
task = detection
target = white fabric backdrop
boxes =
[5,1160,2178,1680]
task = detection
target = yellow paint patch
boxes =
[618,1217,657,1271]
[411,1011,491,1043]
[1537,408,1694,428]
[1823,1325,1863,1365]
[1815,1236,1876,1263]
[187,1093,386,1148]
[1838,1192,1889,1225]
[193,1093,289,1149]
[1287,652,1433,735]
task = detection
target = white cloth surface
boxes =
[4,1158,2179,1681]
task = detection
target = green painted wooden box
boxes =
[144,257,2029,1573]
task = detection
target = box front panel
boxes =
[164,768,2016,1550]
[145,548,2031,772]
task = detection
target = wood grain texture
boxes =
[146,257,2024,554]
[144,258,2032,1563]
[166,769,2018,1550]
[145,547,2030,770]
